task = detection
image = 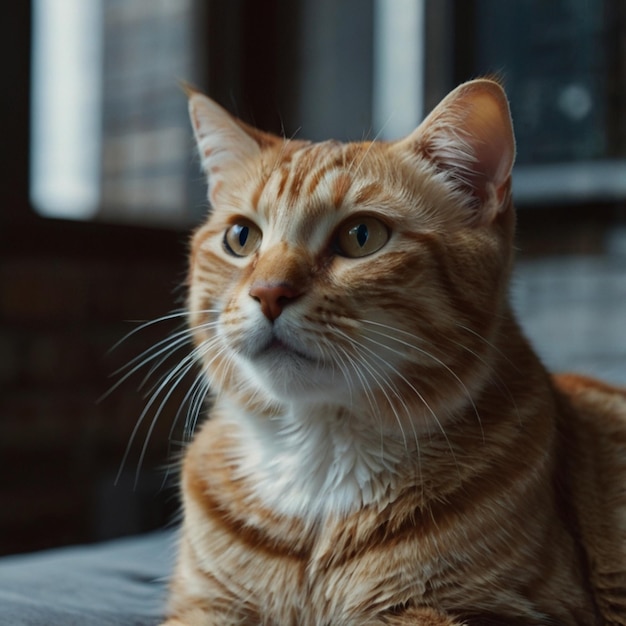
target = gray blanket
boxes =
[0,530,175,625]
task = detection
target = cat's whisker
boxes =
[182,341,234,437]
[449,325,522,432]
[339,348,379,417]
[159,368,210,488]
[360,321,483,439]
[114,325,192,374]
[141,338,216,445]
[321,332,389,455]
[122,356,200,484]
[323,340,357,409]
[340,329,457,474]
[99,329,190,403]
[116,331,219,486]
[376,320,518,443]
[100,310,219,403]
[134,357,200,487]
[187,376,212,439]
[453,322,518,371]
[137,320,219,397]
[180,362,210,428]
[347,339,425,485]
[368,337,478,447]
[105,309,189,355]
[329,327,415,455]
[172,362,210,442]
[137,335,198,397]
[333,343,390,462]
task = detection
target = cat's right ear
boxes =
[187,90,271,201]
[394,79,516,225]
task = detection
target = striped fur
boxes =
[161,80,626,625]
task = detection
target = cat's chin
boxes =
[242,341,346,404]
[256,338,316,363]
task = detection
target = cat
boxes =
[160,79,626,625]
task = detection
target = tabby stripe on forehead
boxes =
[281,147,345,205]
[354,182,381,205]
[331,172,353,208]
[304,152,348,196]
[275,166,291,205]
[305,162,338,197]
[250,173,269,213]
[251,163,292,213]
[284,153,315,204]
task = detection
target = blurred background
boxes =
[1,0,625,556]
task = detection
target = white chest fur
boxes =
[218,399,413,520]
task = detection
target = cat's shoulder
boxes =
[553,373,626,623]
[553,372,626,478]
[554,373,626,434]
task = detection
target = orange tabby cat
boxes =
[161,79,626,625]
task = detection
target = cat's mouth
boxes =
[243,331,344,397]
[254,336,316,363]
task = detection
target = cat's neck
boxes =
[210,311,555,521]
[213,391,489,520]
[214,396,415,519]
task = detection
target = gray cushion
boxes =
[0,530,175,625]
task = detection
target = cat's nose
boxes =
[249,282,301,322]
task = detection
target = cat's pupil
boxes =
[354,223,368,247]
[237,225,249,247]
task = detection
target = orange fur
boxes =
[161,80,626,625]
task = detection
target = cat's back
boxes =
[555,374,626,624]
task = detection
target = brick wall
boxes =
[0,220,192,556]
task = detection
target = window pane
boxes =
[30,0,103,220]
[467,0,626,204]
[31,0,205,227]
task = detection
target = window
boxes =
[31,0,103,220]
[459,0,626,205]
[31,0,626,224]
[372,0,425,139]
[31,0,206,227]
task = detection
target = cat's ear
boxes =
[396,79,516,224]
[187,89,278,200]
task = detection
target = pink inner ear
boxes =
[188,93,262,186]
[408,80,516,217]
[460,90,516,191]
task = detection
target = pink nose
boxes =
[249,283,301,321]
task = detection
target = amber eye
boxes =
[335,216,389,258]
[223,220,262,257]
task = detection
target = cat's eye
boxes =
[334,216,389,258]
[223,220,262,257]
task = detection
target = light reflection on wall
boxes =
[30,0,103,220]
[30,0,203,227]
[372,0,425,140]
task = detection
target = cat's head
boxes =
[186,79,516,429]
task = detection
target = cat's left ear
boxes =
[395,79,516,224]
[187,88,280,202]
